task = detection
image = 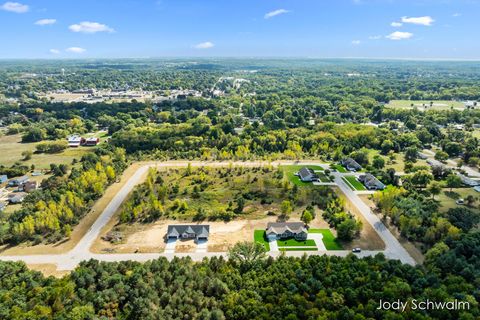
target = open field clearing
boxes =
[386,100,465,110]
[437,188,480,212]
[0,133,95,169]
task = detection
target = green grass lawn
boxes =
[317,172,332,183]
[331,164,348,173]
[277,238,317,247]
[254,230,270,251]
[279,248,318,251]
[309,229,344,250]
[343,176,366,191]
[281,165,324,186]
[386,100,464,110]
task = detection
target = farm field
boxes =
[386,100,465,110]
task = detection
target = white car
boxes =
[456,199,465,205]
[352,247,362,253]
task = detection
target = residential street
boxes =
[0,161,416,270]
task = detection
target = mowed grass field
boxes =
[386,100,465,110]
[0,133,98,170]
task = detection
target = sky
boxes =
[0,0,479,60]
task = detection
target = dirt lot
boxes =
[27,264,70,278]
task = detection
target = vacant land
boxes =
[386,100,465,110]
[343,176,366,191]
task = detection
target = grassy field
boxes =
[309,229,344,250]
[0,133,99,170]
[437,188,480,213]
[280,165,324,186]
[331,164,348,173]
[386,100,465,110]
[343,176,366,191]
[254,230,270,251]
[277,238,317,247]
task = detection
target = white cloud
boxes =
[453,13,461,17]
[35,19,57,26]
[66,47,86,53]
[369,35,382,40]
[391,22,403,27]
[351,40,361,45]
[69,21,114,34]
[401,16,434,26]
[1,2,29,13]
[194,41,214,49]
[386,31,413,40]
[49,49,60,54]
[264,9,289,19]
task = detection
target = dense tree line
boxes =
[0,146,128,244]
[0,238,479,319]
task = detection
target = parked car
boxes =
[456,199,465,205]
[352,247,362,253]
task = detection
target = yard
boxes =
[254,230,271,251]
[436,188,480,213]
[277,238,316,247]
[331,164,348,173]
[281,165,324,186]
[309,229,343,250]
[343,176,366,191]
[0,133,102,170]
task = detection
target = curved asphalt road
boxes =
[0,161,416,270]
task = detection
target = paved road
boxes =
[333,172,415,265]
[0,161,415,270]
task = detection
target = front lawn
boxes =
[343,176,366,191]
[279,248,318,251]
[281,165,324,186]
[254,230,270,251]
[277,238,317,247]
[309,229,344,250]
[331,164,348,173]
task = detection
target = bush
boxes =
[35,141,68,154]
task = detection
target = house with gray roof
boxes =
[167,225,210,240]
[457,173,479,187]
[266,222,308,241]
[358,173,386,190]
[8,176,29,187]
[297,167,317,182]
[340,158,362,171]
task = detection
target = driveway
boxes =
[268,239,279,252]
[195,239,208,253]
[307,233,326,251]
[164,238,177,254]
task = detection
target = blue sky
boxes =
[0,0,479,59]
